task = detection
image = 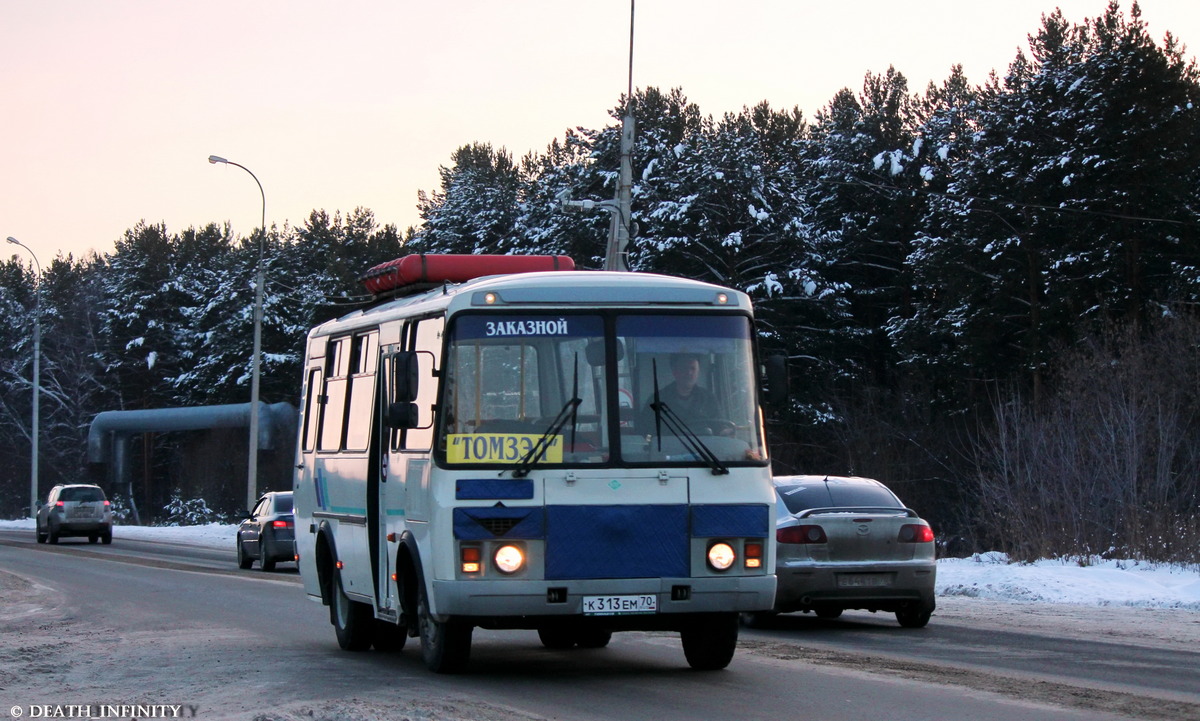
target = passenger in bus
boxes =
[643,353,721,434]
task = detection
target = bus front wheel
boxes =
[417,580,472,673]
[680,613,739,670]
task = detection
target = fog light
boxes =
[707,542,736,571]
[494,544,525,574]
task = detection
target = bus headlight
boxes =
[493,544,525,574]
[707,542,736,571]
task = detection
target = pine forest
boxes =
[2,4,1198,564]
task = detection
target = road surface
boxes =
[0,530,1195,721]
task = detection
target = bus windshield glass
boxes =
[440,314,610,467]
[438,312,766,469]
[616,314,765,466]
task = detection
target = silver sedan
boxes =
[748,475,937,628]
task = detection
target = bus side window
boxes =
[301,366,323,452]
[343,331,379,451]
[403,315,443,451]
[317,338,349,452]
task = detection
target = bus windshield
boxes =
[438,312,766,470]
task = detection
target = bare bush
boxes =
[972,318,1200,563]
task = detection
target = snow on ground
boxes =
[938,552,1200,609]
[3,518,1197,610]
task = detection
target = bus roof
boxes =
[310,270,752,338]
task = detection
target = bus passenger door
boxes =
[378,315,442,608]
[296,356,324,599]
[318,332,378,600]
[378,346,405,611]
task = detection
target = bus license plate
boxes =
[582,594,657,616]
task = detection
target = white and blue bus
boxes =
[293,254,778,673]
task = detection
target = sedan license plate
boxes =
[836,573,894,588]
[582,594,657,616]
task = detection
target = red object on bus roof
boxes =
[360,254,576,296]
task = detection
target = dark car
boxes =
[747,475,937,628]
[36,484,114,545]
[236,491,295,571]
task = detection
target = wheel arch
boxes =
[314,521,338,607]
[394,530,426,630]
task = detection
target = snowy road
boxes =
[0,530,1197,721]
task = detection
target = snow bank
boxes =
[937,553,1200,609]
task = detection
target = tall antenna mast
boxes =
[628,0,635,100]
[604,0,636,272]
[560,1,637,270]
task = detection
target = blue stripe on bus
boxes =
[455,478,535,500]
[546,505,689,580]
[690,504,770,538]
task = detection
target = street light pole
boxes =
[7,236,41,519]
[207,155,266,512]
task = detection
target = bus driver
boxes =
[645,353,720,434]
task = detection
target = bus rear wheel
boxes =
[332,574,373,651]
[680,613,739,670]
[417,580,472,673]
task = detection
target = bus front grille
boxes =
[546,505,689,580]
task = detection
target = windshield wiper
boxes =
[649,359,729,475]
[511,354,581,478]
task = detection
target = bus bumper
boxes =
[431,575,776,619]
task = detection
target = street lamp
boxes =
[6,236,41,519]
[208,155,266,512]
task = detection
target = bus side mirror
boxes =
[763,353,789,407]
[386,402,419,429]
[393,351,419,403]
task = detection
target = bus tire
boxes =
[417,579,471,673]
[680,613,739,671]
[332,574,373,652]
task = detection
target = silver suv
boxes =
[36,484,114,545]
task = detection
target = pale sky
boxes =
[2,1,1198,266]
